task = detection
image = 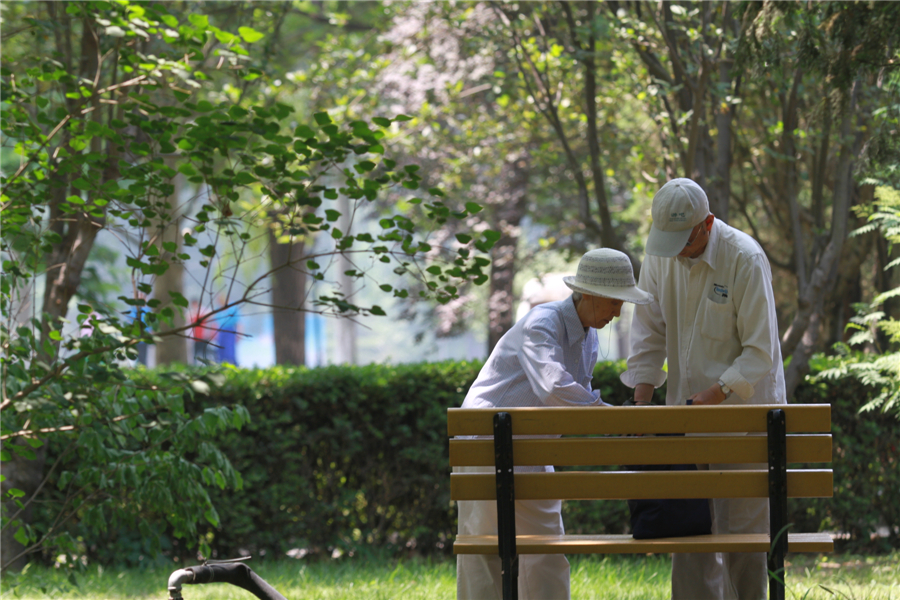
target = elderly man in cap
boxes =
[621,178,786,599]
[456,248,652,600]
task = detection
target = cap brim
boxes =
[645,226,692,257]
[563,276,654,305]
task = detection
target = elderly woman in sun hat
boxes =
[455,247,653,600]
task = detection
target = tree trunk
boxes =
[822,185,875,347]
[782,81,861,396]
[711,59,734,222]
[487,153,530,352]
[8,5,112,571]
[0,444,46,571]
[335,193,356,365]
[153,170,187,365]
[268,225,307,366]
[783,298,826,397]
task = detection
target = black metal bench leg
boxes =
[768,408,788,600]
[494,412,518,600]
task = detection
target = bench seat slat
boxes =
[450,435,832,467]
[450,470,833,501]
[453,533,834,555]
[448,405,831,436]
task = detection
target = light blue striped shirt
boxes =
[462,297,605,409]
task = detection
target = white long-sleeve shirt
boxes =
[462,297,605,409]
[621,220,786,405]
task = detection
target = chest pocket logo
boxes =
[701,297,734,341]
[711,282,729,304]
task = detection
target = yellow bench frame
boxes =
[448,405,833,600]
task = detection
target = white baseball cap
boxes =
[563,248,653,305]
[646,178,709,257]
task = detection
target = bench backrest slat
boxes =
[449,434,832,467]
[448,405,831,436]
[450,469,834,501]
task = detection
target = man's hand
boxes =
[633,383,654,406]
[688,382,727,406]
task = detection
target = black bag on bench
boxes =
[624,431,713,540]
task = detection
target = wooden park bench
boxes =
[448,404,833,600]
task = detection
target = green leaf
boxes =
[394,114,413,122]
[228,105,249,118]
[72,178,92,191]
[215,30,238,44]
[168,291,189,308]
[188,14,209,29]
[294,125,316,139]
[48,330,62,341]
[14,527,29,546]
[314,112,332,126]
[369,305,386,316]
[10,445,35,460]
[465,202,483,214]
[7,488,26,499]
[205,508,220,526]
[455,234,472,244]
[238,26,264,43]
[372,117,391,127]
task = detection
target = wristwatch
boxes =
[717,379,731,397]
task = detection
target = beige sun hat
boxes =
[563,248,653,305]
[646,178,710,257]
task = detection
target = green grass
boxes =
[2,553,898,599]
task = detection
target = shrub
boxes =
[32,358,899,564]
[790,355,899,552]
[176,361,480,559]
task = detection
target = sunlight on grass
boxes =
[1,552,897,600]
[570,555,671,599]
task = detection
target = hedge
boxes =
[39,358,899,564]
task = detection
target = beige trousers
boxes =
[456,466,570,600]
[671,462,769,600]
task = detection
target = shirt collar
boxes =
[675,219,719,270]
[561,296,587,346]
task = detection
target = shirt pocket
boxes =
[700,297,734,341]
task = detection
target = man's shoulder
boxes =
[716,221,766,259]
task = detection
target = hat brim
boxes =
[645,226,693,257]
[563,276,654,305]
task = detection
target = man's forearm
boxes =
[634,383,654,405]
